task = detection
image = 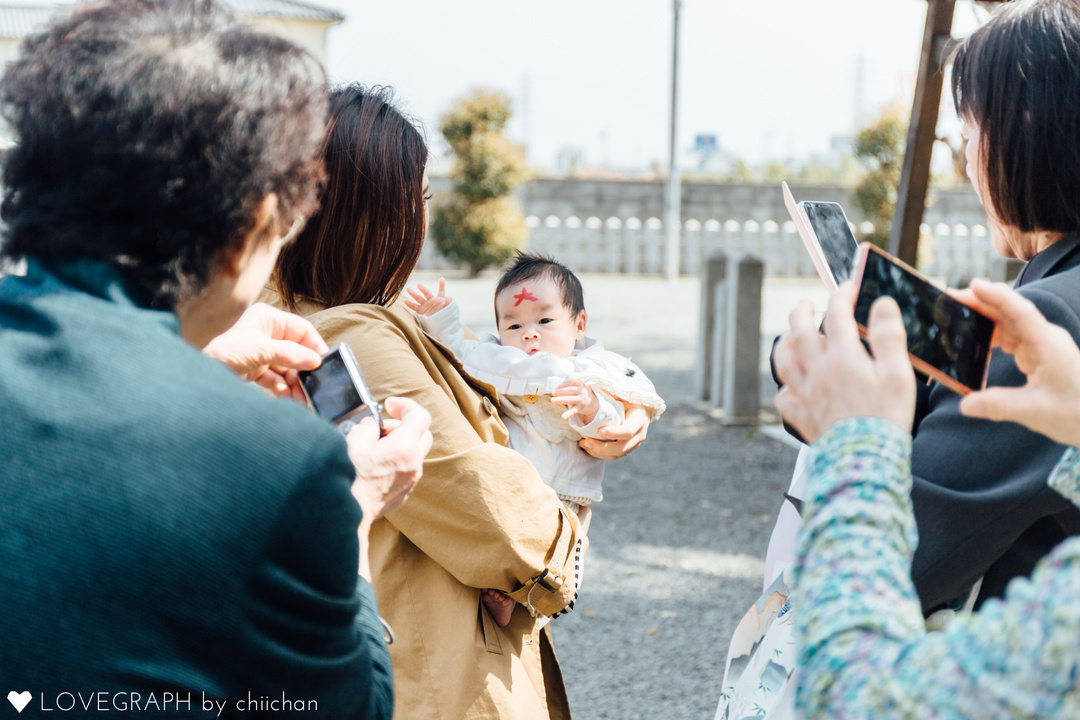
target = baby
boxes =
[405,252,665,626]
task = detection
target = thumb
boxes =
[959,386,1036,425]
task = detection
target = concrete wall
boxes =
[422,177,992,277]
[431,176,986,228]
[511,177,987,228]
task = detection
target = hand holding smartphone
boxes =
[298,343,385,434]
[852,243,995,395]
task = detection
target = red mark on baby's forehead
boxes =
[512,287,538,306]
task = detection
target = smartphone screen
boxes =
[299,348,371,424]
[800,201,859,285]
[854,245,994,392]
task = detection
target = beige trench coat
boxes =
[266,292,581,720]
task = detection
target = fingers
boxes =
[260,337,324,373]
[820,282,862,352]
[403,285,429,311]
[596,404,649,439]
[284,370,309,405]
[581,405,649,459]
[437,277,446,297]
[252,303,329,356]
[866,297,910,381]
[577,437,619,460]
[405,283,433,301]
[251,368,290,397]
[959,387,1027,424]
[773,284,917,439]
[773,301,819,389]
[382,396,434,457]
[968,279,1048,347]
[345,415,382,453]
[773,385,813,441]
[787,298,819,338]
[550,391,584,406]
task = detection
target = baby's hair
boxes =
[495,251,584,318]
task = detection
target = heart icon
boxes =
[7,691,31,713]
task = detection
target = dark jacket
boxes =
[0,260,392,718]
[909,237,1080,612]
[772,237,1080,613]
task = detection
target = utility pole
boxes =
[663,0,683,281]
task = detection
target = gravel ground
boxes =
[552,373,798,720]
[408,270,810,720]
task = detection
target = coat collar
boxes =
[1015,234,1080,286]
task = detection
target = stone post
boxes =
[695,254,727,401]
[721,255,763,423]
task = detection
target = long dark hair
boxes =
[274,84,429,311]
[952,0,1080,234]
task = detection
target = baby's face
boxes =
[495,275,585,357]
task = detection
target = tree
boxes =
[853,107,907,249]
[430,89,529,276]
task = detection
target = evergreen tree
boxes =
[430,89,528,276]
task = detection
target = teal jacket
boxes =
[0,260,392,718]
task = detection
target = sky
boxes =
[7,0,991,173]
[324,0,991,173]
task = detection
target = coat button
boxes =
[482,397,496,414]
[524,394,538,404]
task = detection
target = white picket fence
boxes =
[417,215,996,279]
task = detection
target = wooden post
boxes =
[889,0,956,266]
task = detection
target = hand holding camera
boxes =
[204,302,328,402]
[347,397,433,524]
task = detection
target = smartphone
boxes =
[782,182,859,294]
[298,343,384,434]
[852,243,995,395]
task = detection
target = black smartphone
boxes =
[799,201,859,286]
[298,343,384,433]
[782,182,860,293]
[852,243,995,395]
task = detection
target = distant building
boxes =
[0,0,342,148]
[0,0,343,70]
[225,0,343,67]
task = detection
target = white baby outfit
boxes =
[418,299,666,510]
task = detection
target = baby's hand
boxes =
[404,278,452,316]
[552,380,599,424]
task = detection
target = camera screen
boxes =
[300,350,365,422]
[802,202,859,284]
[855,248,994,390]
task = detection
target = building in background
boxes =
[0,0,342,149]
[226,0,342,67]
[0,0,342,71]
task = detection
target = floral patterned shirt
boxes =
[794,416,1080,720]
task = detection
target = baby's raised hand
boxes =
[552,380,599,424]
[404,278,452,316]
